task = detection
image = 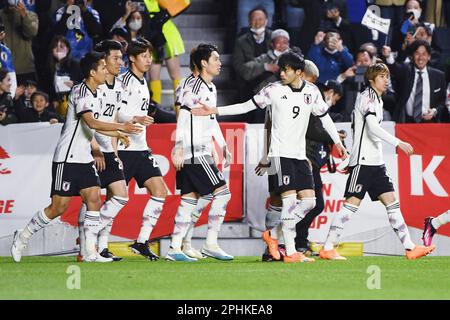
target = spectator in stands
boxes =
[110,27,131,74]
[0,0,38,84]
[383,40,447,123]
[0,69,16,125]
[375,0,406,49]
[279,1,305,49]
[236,0,274,35]
[0,17,16,98]
[42,35,82,118]
[93,0,128,38]
[110,2,146,41]
[319,2,354,53]
[233,6,273,102]
[360,42,379,61]
[54,0,102,61]
[307,30,353,84]
[13,79,37,110]
[16,91,62,124]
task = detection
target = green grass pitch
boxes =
[0,256,449,300]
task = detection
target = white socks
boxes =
[386,201,415,250]
[184,194,213,246]
[323,202,358,251]
[170,197,198,251]
[432,210,450,230]
[137,196,165,244]
[84,210,100,257]
[20,209,51,243]
[78,204,87,257]
[266,204,282,241]
[98,196,128,252]
[280,194,298,256]
[206,188,231,247]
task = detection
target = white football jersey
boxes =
[53,82,100,163]
[175,73,195,105]
[252,81,329,160]
[179,76,219,160]
[118,70,150,151]
[94,77,127,153]
[349,87,385,166]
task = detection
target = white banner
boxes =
[244,122,398,243]
[361,8,391,35]
[0,123,62,236]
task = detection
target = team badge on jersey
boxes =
[304,94,312,104]
[283,175,290,185]
[62,181,71,192]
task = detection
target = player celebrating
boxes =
[193,51,346,263]
[117,38,167,261]
[423,210,450,246]
[11,52,141,263]
[319,61,436,260]
[168,44,233,262]
[77,40,132,262]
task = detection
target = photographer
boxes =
[54,0,102,61]
[0,68,16,126]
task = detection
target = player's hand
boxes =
[191,102,217,116]
[133,115,154,126]
[121,121,143,134]
[171,147,184,171]
[118,132,130,149]
[255,156,270,176]
[398,141,414,155]
[223,147,232,168]
[92,149,105,172]
[335,143,348,160]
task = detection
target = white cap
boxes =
[271,29,290,41]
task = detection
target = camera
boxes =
[133,1,146,12]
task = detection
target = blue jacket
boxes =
[307,43,353,84]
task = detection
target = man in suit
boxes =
[382,40,446,123]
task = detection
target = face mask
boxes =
[53,49,68,61]
[274,49,288,57]
[324,47,338,55]
[128,20,142,31]
[407,9,421,21]
[250,27,265,35]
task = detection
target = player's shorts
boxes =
[176,155,226,196]
[118,150,162,188]
[98,152,125,189]
[51,161,101,197]
[268,157,314,194]
[344,164,395,201]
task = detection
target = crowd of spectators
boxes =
[0,0,449,126]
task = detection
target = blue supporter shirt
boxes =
[0,43,15,72]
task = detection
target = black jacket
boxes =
[16,107,63,124]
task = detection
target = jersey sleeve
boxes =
[252,83,274,109]
[359,92,377,117]
[76,94,93,116]
[180,86,200,109]
[311,86,329,117]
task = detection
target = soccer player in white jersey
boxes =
[169,44,233,261]
[77,40,135,262]
[117,38,167,261]
[423,209,450,246]
[193,51,346,263]
[11,52,142,263]
[320,61,436,260]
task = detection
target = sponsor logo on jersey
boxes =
[304,94,312,104]
[0,146,11,175]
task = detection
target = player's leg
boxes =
[97,180,128,260]
[77,202,87,261]
[423,209,450,246]
[11,195,72,262]
[166,192,199,262]
[262,194,283,262]
[165,56,182,110]
[149,63,162,104]
[378,192,435,259]
[182,193,213,259]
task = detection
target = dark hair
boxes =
[127,38,153,58]
[110,27,131,44]
[0,69,8,82]
[248,6,268,20]
[408,39,432,55]
[278,51,305,72]
[193,43,218,72]
[30,91,49,103]
[189,47,197,72]
[354,49,373,62]
[80,51,106,79]
[94,40,123,57]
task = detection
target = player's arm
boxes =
[90,137,105,172]
[365,114,413,155]
[192,99,258,116]
[255,112,272,176]
[81,111,141,134]
[172,106,190,171]
[96,129,130,149]
[317,113,347,158]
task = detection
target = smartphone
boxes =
[133,1,146,12]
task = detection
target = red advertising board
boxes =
[61,123,245,240]
[397,124,450,236]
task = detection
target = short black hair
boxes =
[408,39,432,55]
[248,6,268,20]
[0,69,8,82]
[354,49,373,61]
[278,51,305,72]
[30,91,49,103]
[80,51,106,79]
[189,47,197,72]
[193,43,218,72]
[95,40,123,57]
[110,27,131,43]
[127,38,153,58]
